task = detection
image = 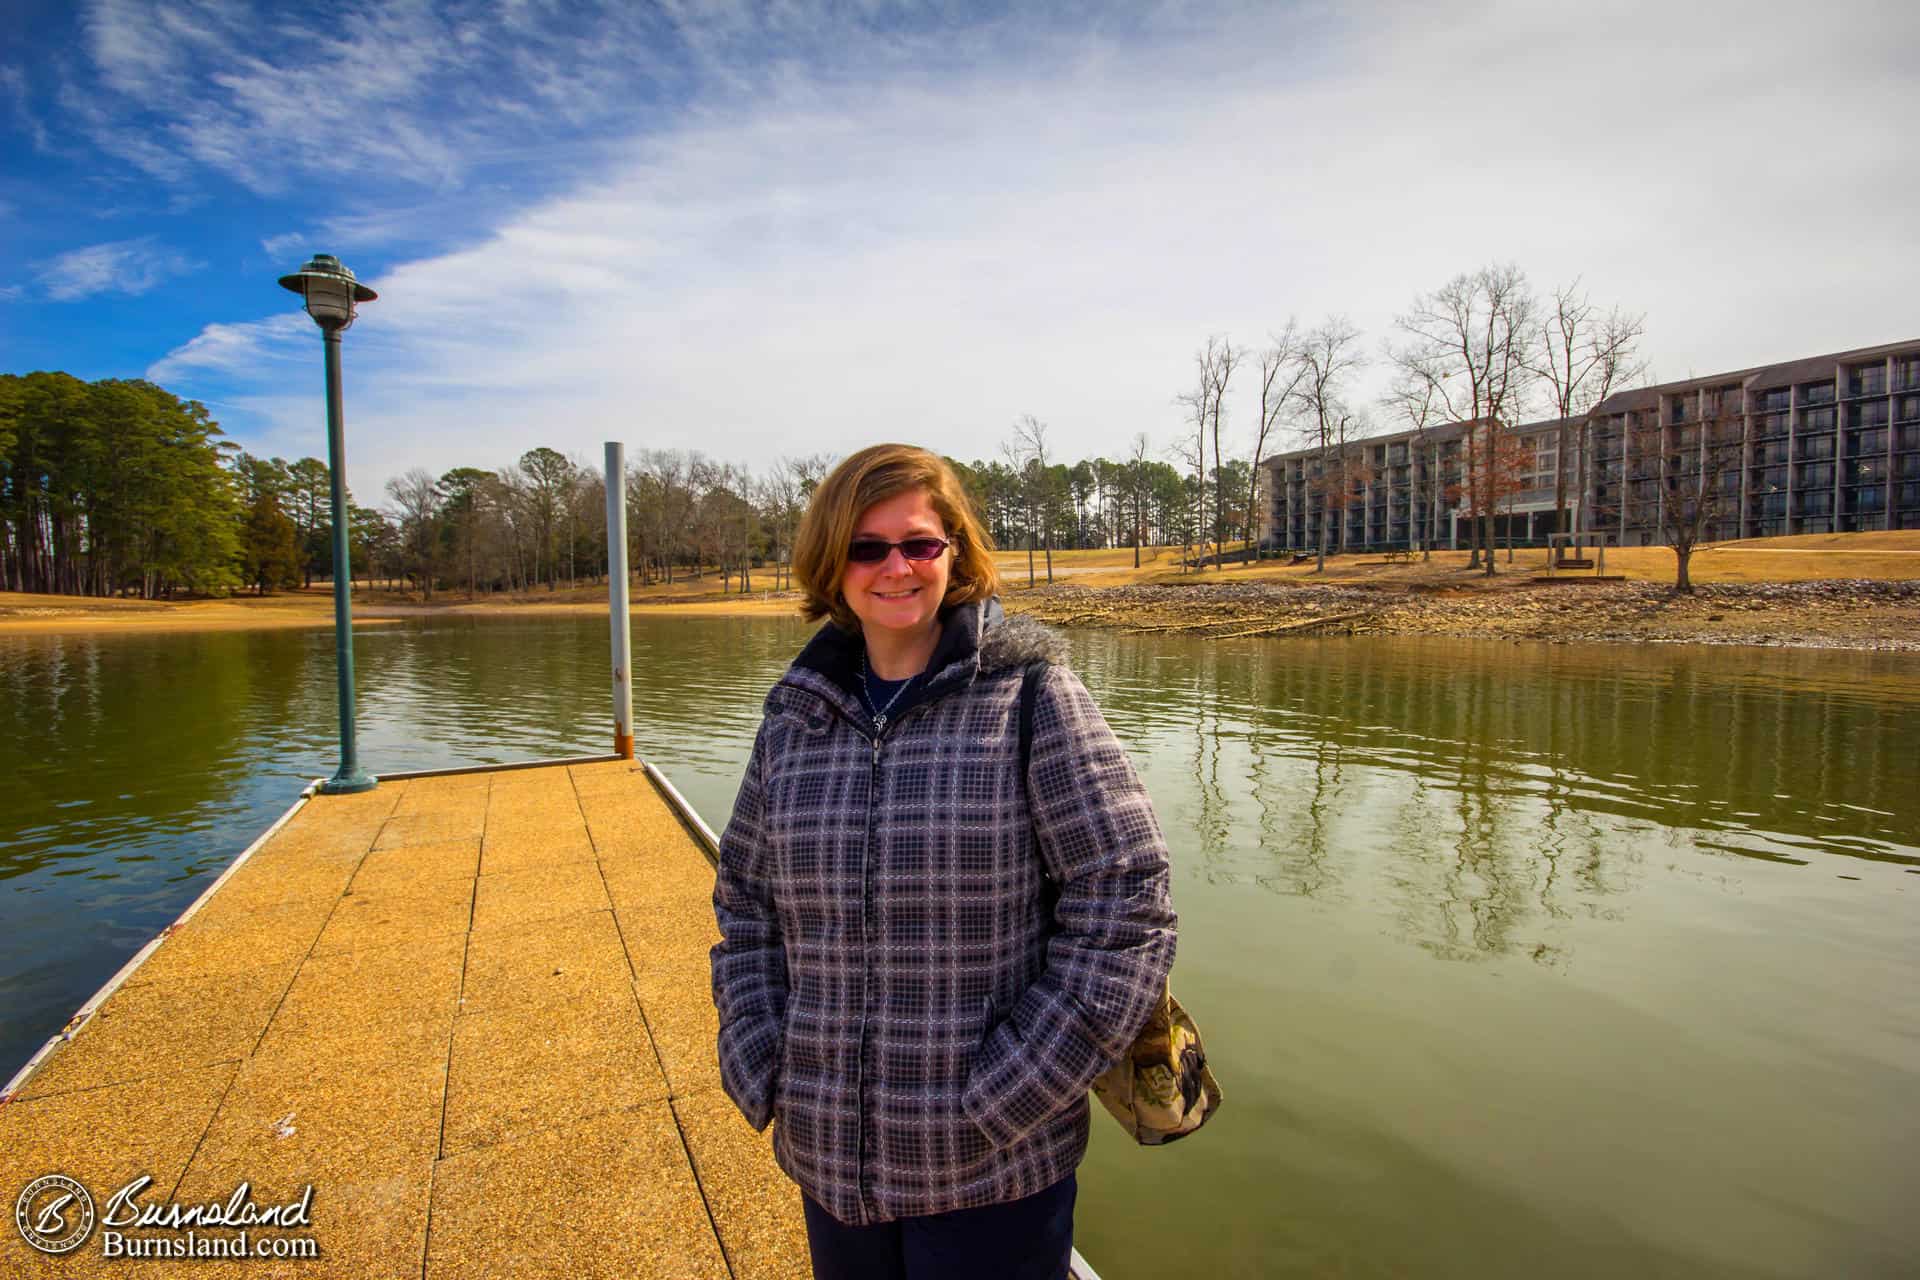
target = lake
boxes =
[2,613,1915,1277]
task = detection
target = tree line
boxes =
[5,261,1657,599]
[1,373,241,596]
[0,371,1244,600]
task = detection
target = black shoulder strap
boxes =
[1017,661,1046,775]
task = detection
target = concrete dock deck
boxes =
[0,759,810,1278]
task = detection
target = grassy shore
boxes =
[4,532,1917,649]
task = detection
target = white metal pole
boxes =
[605,442,634,759]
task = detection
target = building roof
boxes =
[1592,336,1920,411]
[1261,415,1578,470]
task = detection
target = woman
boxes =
[710,444,1177,1280]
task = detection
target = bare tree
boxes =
[1204,337,1240,568]
[1388,265,1538,575]
[634,449,693,584]
[1010,414,1056,584]
[1127,431,1153,568]
[1382,372,1442,560]
[1248,322,1306,562]
[1533,280,1646,541]
[385,467,444,600]
[1291,316,1367,573]
[1626,405,1738,592]
[1173,350,1214,573]
[762,461,801,590]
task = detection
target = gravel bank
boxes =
[1006,578,1920,652]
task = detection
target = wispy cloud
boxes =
[260,231,307,259]
[0,64,49,150]
[37,236,201,300]
[66,0,689,198]
[142,0,1920,501]
[148,311,309,380]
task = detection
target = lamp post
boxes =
[279,254,378,794]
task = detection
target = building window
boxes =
[1800,382,1837,406]
[1847,364,1887,397]
[1847,428,1888,457]
[1801,406,1836,432]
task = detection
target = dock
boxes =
[0,759,809,1278]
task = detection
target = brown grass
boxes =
[1016,537,1920,589]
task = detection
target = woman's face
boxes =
[841,487,953,640]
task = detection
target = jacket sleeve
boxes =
[710,721,789,1133]
[961,664,1178,1149]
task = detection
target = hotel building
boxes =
[1258,338,1920,551]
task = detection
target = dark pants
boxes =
[801,1174,1077,1280]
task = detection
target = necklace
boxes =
[859,648,916,736]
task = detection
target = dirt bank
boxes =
[1004,578,1920,652]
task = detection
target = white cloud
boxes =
[37,236,200,300]
[148,311,310,380]
[0,64,48,150]
[260,231,307,259]
[150,0,1920,501]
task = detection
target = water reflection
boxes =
[1077,634,1918,971]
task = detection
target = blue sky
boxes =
[3,0,1917,502]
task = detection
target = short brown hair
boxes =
[792,444,1000,631]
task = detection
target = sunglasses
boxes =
[847,536,951,564]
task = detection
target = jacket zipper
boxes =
[856,728,881,1223]
[792,688,943,1225]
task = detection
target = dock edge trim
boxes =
[640,759,721,868]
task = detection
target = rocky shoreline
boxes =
[1005,578,1920,652]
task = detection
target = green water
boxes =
[2,616,1915,1276]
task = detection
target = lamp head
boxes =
[278,254,377,331]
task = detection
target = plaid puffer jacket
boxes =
[710,598,1178,1226]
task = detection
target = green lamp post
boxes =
[278,254,378,794]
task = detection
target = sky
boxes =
[3,0,1917,503]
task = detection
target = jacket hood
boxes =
[779,597,1068,724]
